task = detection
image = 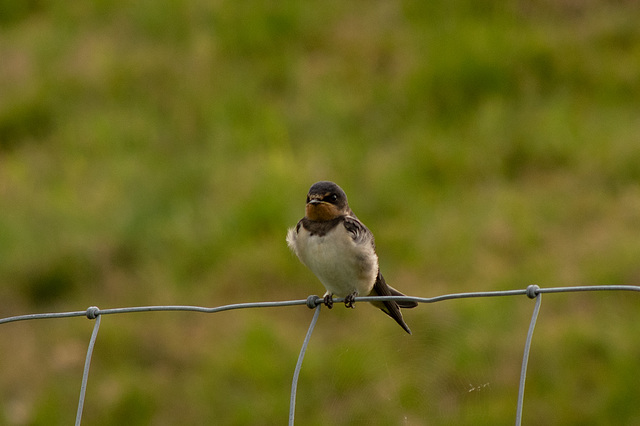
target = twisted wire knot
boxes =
[86,306,100,319]
[526,285,540,299]
[305,295,321,309]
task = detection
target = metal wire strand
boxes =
[76,310,102,426]
[516,286,542,426]
[1,284,639,425]
[289,304,322,426]
[2,285,639,326]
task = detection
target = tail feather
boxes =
[369,271,415,334]
[387,285,418,309]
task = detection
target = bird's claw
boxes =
[323,294,334,309]
[344,292,357,308]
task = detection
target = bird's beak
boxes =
[307,199,322,205]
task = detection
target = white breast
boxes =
[288,225,378,297]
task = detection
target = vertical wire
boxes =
[75,313,102,426]
[289,304,321,426]
[516,292,542,426]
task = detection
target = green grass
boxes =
[1,0,640,424]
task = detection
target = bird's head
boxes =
[304,181,350,221]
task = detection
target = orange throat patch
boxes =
[305,202,340,221]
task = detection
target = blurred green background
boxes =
[1,0,640,424]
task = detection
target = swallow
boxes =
[287,181,418,334]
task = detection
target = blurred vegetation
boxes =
[1,0,640,424]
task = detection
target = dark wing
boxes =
[343,216,374,246]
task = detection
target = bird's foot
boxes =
[323,294,334,309]
[344,292,357,309]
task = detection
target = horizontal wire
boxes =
[2,285,639,325]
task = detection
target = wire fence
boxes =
[1,284,640,425]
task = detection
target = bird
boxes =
[286,181,418,334]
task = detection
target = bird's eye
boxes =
[328,193,338,203]
[306,196,310,203]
